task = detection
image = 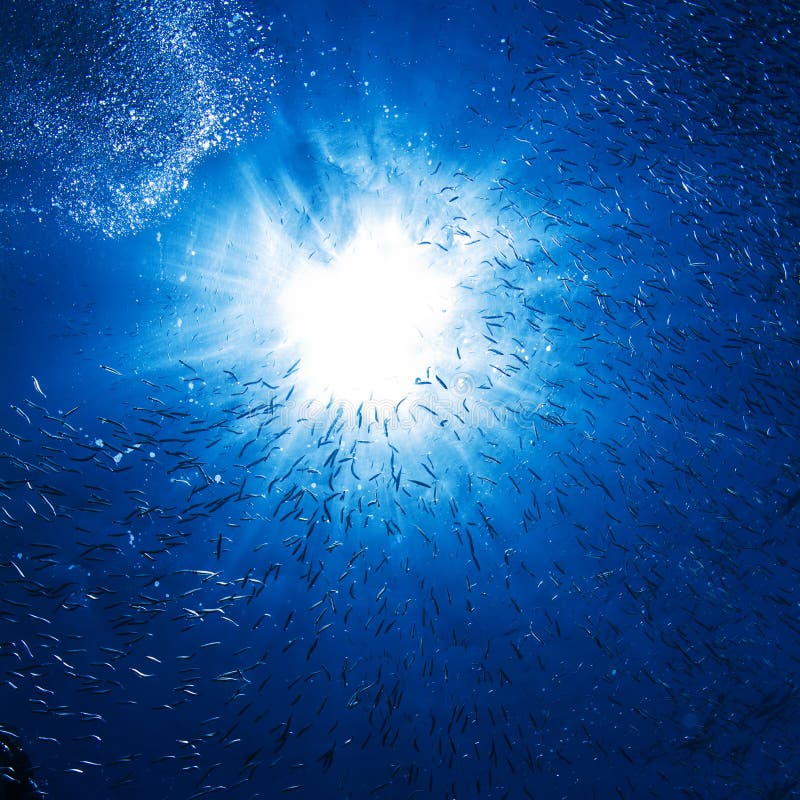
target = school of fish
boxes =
[1,0,799,798]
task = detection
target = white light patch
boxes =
[281,219,454,404]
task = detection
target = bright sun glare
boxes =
[281,218,454,405]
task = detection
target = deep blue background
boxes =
[1,0,799,798]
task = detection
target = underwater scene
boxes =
[1,0,798,798]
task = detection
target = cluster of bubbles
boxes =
[0,0,278,237]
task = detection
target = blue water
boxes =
[1,1,799,798]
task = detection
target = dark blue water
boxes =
[1,1,798,798]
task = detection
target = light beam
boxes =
[280,218,454,406]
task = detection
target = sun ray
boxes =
[280,217,455,406]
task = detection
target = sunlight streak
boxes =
[280,217,455,404]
